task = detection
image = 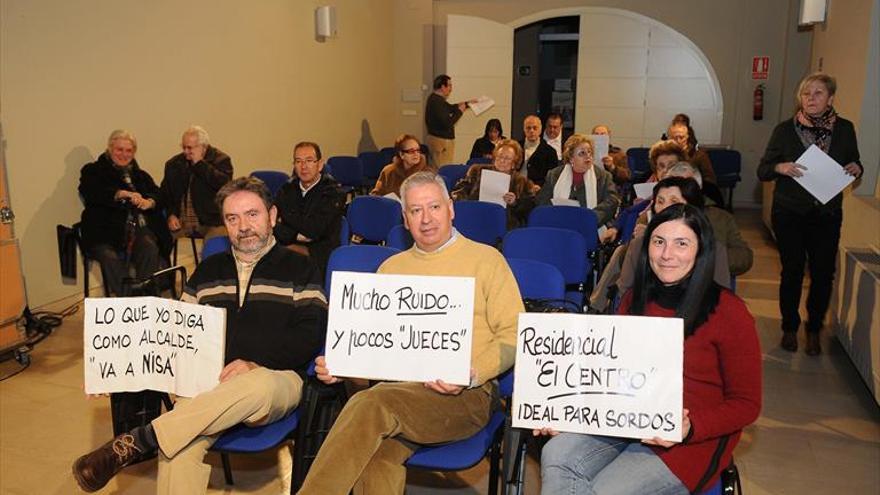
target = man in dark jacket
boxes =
[73,177,327,494]
[518,115,559,186]
[78,129,172,296]
[274,141,345,273]
[160,126,233,241]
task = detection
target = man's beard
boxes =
[233,229,269,254]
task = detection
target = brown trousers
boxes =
[298,380,494,494]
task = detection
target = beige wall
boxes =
[1,0,396,307]
[411,0,813,208]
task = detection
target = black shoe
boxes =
[806,333,822,356]
[780,332,798,352]
[72,433,144,492]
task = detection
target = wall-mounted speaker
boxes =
[799,0,827,26]
[315,6,337,39]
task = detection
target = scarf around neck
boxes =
[795,106,837,152]
[553,164,597,209]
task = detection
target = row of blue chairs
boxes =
[202,235,735,493]
[626,147,743,208]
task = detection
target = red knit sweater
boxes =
[619,289,762,492]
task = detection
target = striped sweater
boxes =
[182,243,327,373]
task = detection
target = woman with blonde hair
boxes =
[758,72,862,355]
[536,134,620,226]
[452,139,537,228]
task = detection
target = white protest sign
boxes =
[513,313,683,441]
[84,297,226,397]
[325,271,474,385]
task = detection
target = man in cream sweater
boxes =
[299,171,523,494]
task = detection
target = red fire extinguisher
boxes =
[753,84,765,121]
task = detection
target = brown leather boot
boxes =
[806,333,822,356]
[780,332,798,352]
[72,433,144,492]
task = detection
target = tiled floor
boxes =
[0,209,877,494]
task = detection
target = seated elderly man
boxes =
[73,177,327,494]
[298,171,523,494]
[160,125,233,241]
[519,114,559,186]
[274,141,345,272]
[78,129,172,296]
[591,124,630,187]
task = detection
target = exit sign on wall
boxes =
[752,56,770,80]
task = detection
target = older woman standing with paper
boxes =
[757,72,862,356]
[537,204,762,494]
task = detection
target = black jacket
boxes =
[78,153,172,256]
[758,117,861,212]
[160,145,233,227]
[273,173,346,273]
[518,138,559,186]
[425,93,463,139]
[183,243,327,373]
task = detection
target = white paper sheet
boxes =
[478,169,510,207]
[469,96,495,117]
[634,182,657,200]
[793,144,855,204]
[589,134,610,165]
[383,192,401,204]
[551,197,580,207]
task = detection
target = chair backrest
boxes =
[385,224,414,250]
[202,236,232,258]
[503,227,588,286]
[324,245,400,294]
[626,147,651,182]
[437,164,469,191]
[358,151,387,183]
[250,170,290,196]
[527,205,599,251]
[507,258,565,301]
[706,149,742,184]
[379,147,397,166]
[617,200,651,244]
[452,200,507,247]
[326,156,364,189]
[346,196,402,243]
[497,367,515,398]
[466,156,492,167]
[339,216,350,246]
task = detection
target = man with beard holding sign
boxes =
[298,171,523,494]
[73,177,327,494]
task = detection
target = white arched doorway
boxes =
[447,8,723,164]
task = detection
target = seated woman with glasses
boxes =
[539,203,762,494]
[452,139,537,229]
[370,134,433,198]
[536,134,620,227]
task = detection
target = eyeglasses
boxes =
[573,149,593,158]
[400,148,421,155]
[294,158,319,166]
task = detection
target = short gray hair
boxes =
[107,129,137,150]
[183,125,210,146]
[216,176,273,212]
[666,161,703,187]
[399,171,449,210]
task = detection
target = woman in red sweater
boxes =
[539,203,762,494]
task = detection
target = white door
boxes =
[446,15,514,165]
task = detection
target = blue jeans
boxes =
[541,433,688,495]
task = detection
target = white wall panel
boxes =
[580,47,648,78]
